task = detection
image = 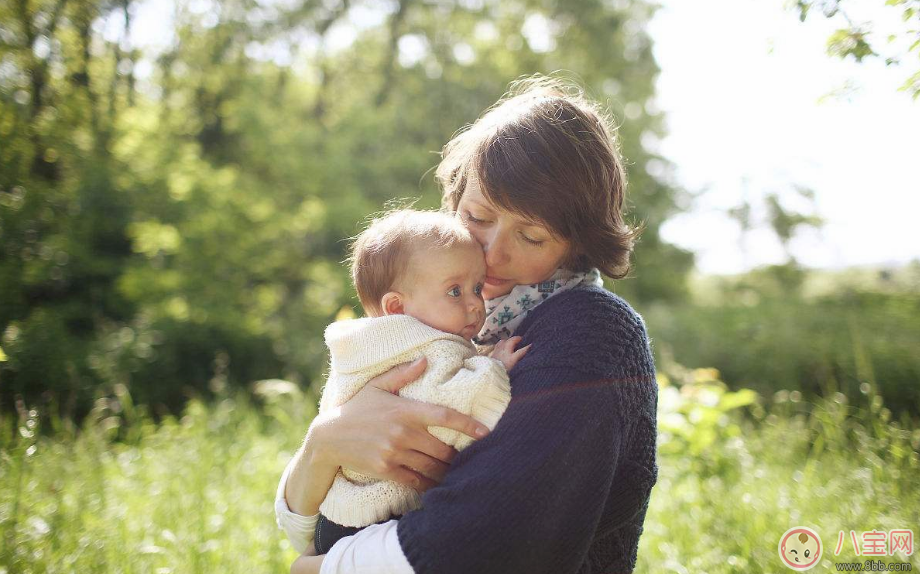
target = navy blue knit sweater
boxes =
[396,284,659,574]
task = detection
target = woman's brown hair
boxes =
[436,75,640,279]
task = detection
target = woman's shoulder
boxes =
[513,284,655,383]
[517,283,650,344]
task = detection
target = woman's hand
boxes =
[283,356,493,517]
[290,553,324,574]
[311,356,492,491]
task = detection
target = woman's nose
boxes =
[482,230,509,268]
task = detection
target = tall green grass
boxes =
[643,289,920,415]
[1,371,917,574]
[637,363,919,572]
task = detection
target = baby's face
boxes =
[400,243,487,339]
[782,531,819,567]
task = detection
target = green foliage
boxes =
[1,0,691,420]
[644,268,920,415]
[725,185,824,278]
[656,365,759,479]
[639,362,920,573]
[791,0,920,98]
[0,388,309,573]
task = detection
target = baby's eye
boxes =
[447,286,461,297]
[804,550,810,558]
[474,283,483,297]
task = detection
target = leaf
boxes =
[0,345,6,361]
[827,28,877,62]
[720,389,759,411]
[899,69,920,98]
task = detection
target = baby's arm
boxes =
[488,336,531,372]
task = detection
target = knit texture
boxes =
[397,284,658,574]
[318,314,512,528]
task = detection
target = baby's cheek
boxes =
[422,303,466,333]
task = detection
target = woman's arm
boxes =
[278,358,493,551]
[283,424,341,518]
[290,553,325,574]
[275,447,325,554]
[288,358,491,500]
[283,360,432,520]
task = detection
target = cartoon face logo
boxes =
[778,527,823,570]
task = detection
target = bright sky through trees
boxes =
[121,0,920,275]
[651,0,920,274]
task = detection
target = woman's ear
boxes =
[380,291,405,316]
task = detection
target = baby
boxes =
[311,209,528,554]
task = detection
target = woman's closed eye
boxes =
[464,210,544,246]
[520,233,543,246]
[464,211,487,225]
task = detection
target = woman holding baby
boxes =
[276,76,658,574]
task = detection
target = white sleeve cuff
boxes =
[319,519,414,574]
[275,455,320,554]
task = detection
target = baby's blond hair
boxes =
[348,209,477,316]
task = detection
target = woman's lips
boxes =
[485,275,509,286]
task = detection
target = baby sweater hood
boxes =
[325,314,472,374]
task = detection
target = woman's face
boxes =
[455,173,571,299]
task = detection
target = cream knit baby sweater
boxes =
[317,314,512,528]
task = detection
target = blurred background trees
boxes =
[1,0,917,421]
[1,0,692,419]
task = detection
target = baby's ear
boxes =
[381,291,405,316]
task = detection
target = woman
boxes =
[276,76,658,574]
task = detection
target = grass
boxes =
[1,371,918,574]
[641,275,920,415]
[636,365,920,572]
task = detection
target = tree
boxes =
[791,0,920,98]
[1,0,692,419]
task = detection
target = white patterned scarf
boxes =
[473,267,604,345]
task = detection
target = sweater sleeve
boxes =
[395,289,656,574]
[275,455,320,554]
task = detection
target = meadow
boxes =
[2,0,917,570]
[2,362,917,574]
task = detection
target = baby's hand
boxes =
[489,336,531,372]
